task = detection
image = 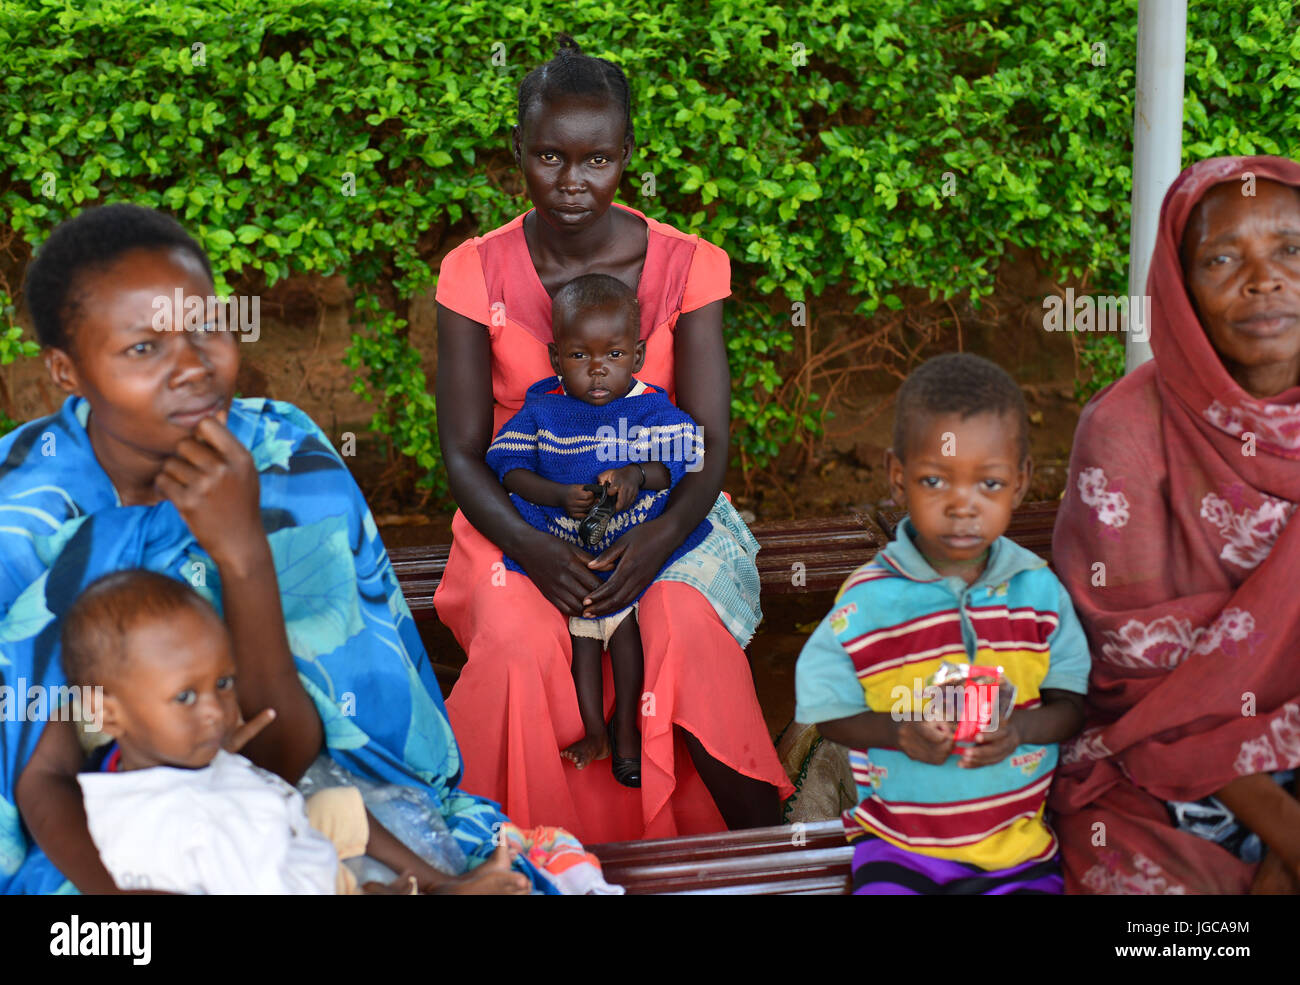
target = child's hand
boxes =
[436,844,531,895]
[154,410,264,570]
[896,719,955,765]
[960,716,1022,768]
[223,708,276,755]
[596,465,645,512]
[563,483,598,520]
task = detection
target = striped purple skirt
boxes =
[851,838,1064,895]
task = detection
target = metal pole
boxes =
[1126,0,1188,371]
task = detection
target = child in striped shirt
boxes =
[795,353,1089,894]
[485,274,709,788]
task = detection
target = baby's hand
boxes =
[960,716,1022,768]
[596,465,644,512]
[895,719,954,765]
[564,483,598,520]
[223,708,276,754]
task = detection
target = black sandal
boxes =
[608,719,641,788]
[578,482,617,547]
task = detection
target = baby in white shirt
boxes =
[62,569,527,894]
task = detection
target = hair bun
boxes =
[554,32,582,57]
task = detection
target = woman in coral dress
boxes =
[432,39,793,844]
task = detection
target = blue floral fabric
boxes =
[0,396,554,893]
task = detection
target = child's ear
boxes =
[75,685,108,737]
[547,342,561,376]
[99,693,128,739]
[1012,454,1034,510]
[44,347,81,396]
[884,447,907,508]
[632,339,646,373]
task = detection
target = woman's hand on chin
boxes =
[154,412,266,573]
[581,516,675,617]
[515,531,604,619]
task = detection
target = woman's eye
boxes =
[540,152,559,163]
[216,676,235,692]
[590,156,609,165]
[175,689,197,706]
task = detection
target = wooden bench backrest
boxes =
[390,501,1060,620]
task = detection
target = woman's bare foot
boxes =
[561,728,609,769]
[437,845,531,895]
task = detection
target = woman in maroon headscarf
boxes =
[1050,156,1300,894]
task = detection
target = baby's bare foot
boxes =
[561,729,610,770]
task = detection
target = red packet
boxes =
[954,665,1001,742]
[924,661,1017,743]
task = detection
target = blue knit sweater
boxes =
[485,377,711,591]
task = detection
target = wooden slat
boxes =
[999,499,1060,567]
[590,818,846,864]
[605,847,854,895]
[387,502,1059,620]
[590,820,854,895]
[752,513,887,595]
[388,543,449,621]
[387,514,890,619]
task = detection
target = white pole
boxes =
[1126,0,1188,371]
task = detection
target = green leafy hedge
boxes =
[2,0,1298,495]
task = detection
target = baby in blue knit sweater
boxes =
[485,275,709,787]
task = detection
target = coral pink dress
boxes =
[434,204,793,843]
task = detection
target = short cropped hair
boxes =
[551,273,639,341]
[893,353,1029,463]
[517,33,634,143]
[61,570,220,689]
[23,203,212,351]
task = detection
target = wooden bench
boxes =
[387,511,892,622]
[390,500,1062,894]
[589,819,853,895]
[390,500,1062,621]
